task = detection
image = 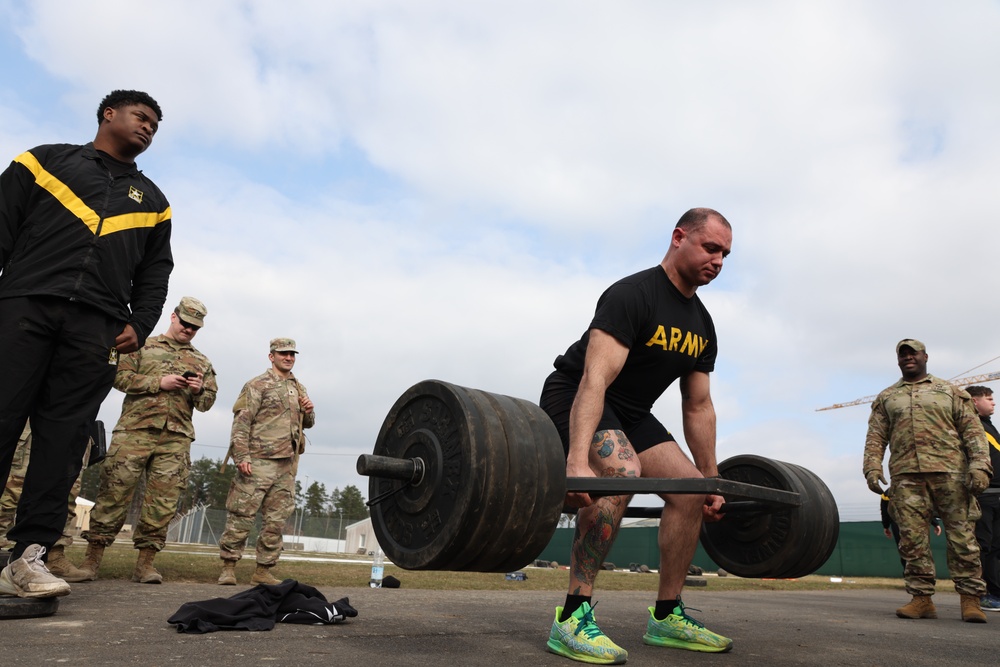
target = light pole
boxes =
[299,476,310,541]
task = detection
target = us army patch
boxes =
[128,186,143,203]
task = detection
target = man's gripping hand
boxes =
[967,469,991,496]
[703,494,725,523]
[114,324,140,354]
[865,470,886,494]
[564,461,595,509]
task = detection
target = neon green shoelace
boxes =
[674,602,706,629]
[574,604,606,640]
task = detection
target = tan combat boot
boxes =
[131,547,163,584]
[45,545,93,583]
[896,595,937,619]
[78,542,106,581]
[961,594,987,623]
[250,563,281,585]
[218,559,238,586]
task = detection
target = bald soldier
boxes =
[79,297,217,583]
[217,338,315,586]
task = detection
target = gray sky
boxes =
[2,1,999,521]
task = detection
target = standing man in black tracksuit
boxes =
[0,90,173,599]
[967,385,1000,612]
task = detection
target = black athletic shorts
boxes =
[539,370,675,455]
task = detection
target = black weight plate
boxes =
[700,455,811,578]
[461,391,533,572]
[0,596,59,619]
[439,386,510,571]
[366,380,568,573]
[493,394,566,573]
[779,462,840,578]
[368,380,490,570]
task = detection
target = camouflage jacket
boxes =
[230,368,315,464]
[112,334,218,438]
[863,374,992,478]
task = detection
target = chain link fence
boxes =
[166,504,360,553]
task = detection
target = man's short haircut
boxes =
[97,90,163,125]
[675,207,731,233]
[966,385,993,398]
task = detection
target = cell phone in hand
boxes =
[182,371,197,379]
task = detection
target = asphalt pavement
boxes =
[2,579,998,666]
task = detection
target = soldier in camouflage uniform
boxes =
[217,338,314,586]
[864,339,993,623]
[0,423,93,581]
[79,297,217,583]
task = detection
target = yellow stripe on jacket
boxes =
[986,431,1000,453]
[15,151,170,236]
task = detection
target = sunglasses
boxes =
[177,317,201,332]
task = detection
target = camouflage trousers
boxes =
[0,425,89,549]
[891,472,985,596]
[218,457,295,566]
[83,428,191,551]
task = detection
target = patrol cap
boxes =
[896,339,926,354]
[270,337,298,354]
[176,296,207,327]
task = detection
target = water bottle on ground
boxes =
[369,549,384,588]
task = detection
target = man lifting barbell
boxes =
[538,208,733,664]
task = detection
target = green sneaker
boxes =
[642,599,732,653]
[546,602,628,664]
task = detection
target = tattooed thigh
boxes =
[591,429,640,477]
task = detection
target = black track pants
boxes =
[0,296,120,557]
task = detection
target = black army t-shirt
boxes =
[553,266,717,421]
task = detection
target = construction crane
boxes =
[816,370,1000,411]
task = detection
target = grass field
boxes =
[52,542,942,593]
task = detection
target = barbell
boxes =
[358,380,840,577]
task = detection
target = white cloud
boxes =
[4,1,1000,522]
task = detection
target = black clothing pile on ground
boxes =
[167,579,357,634]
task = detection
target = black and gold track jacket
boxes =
[0,142,173,346]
